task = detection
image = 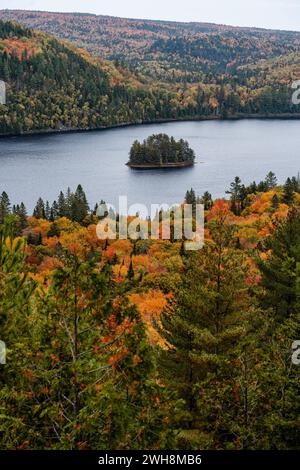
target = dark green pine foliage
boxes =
[259,307,300,449]
[45,201,51,220]
[159,212,254,449]
[185,188,197,206]
[283,178,295,205]
[33,197,46,219]
[127,259,135,280]
[129,134,195,166]
[265,171,277,190]
[40,186,90,224]
[226,176,245,215]
[50,201,59,221]
[0,191,11,223]
[257,207,300,449]
[258,206,300,319]
[185,188,197,217]
[12,202,28,233]
[0,220,35,350]
[57,191,67,218]
[70,185,89,223]
[200,191,213,211]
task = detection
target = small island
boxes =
[126,133,196,169]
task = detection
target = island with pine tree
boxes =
[127,134,196,169]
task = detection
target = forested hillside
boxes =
[1,174,300,449]
[1,10,300,79]
[1,10,300,85]
[0,21,182,134]
[0,16,300,135]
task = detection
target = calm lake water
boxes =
[0,119,300,212]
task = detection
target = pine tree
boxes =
[185,188,197,206]
[255,239,300,449]
[200,191,213,211]
[57,191,67,218]
[290,176,300,193]
[13,202,28,234]
[65,187,73,218]
[258,206,300,319]
[50,200,59,221]
[226,177,245,215]
[33,197,46,219]
[185,188,197,218]
[70,185,89,223]
[128,259,134,280]
[159,210,254,448]
[0,222,36,447]
[45,201,51,220]
[0,191,11,223]
[258,306,300,449]
[265,171,277,190]
[283,178,294,205]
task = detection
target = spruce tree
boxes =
[13,202,28,234]
[226,177,244,215]
[128,259,134,280]
[33,197,46,219]
[45,201,51,220]
[57,191,67,218]
[283,178,294,205]
[0,191,11,223]
[200,191,213,211]
[71,185,89,223]
[159,211,254,448]
[185,188,197,206]
[258,206,300,319]
[265,171,277,190]
[256,253,300,449]
[185,188,197,217]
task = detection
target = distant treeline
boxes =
[184,172,300,214]
[1,172,300,237]
[1,21,300,136]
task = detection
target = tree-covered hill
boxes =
[0,17,300,135]
[0,21,185,134]
[1,9,300,84]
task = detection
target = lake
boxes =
[0,119,300,212]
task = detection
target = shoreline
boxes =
[1,113,300,139]
[126,161,195,169]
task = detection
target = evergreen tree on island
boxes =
[128,134,196,168]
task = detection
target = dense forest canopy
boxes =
[128,134,196,166]
[1,173,300,449]
[0,21,179,134]
[1,10,300,79]
[0,18,300,135]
